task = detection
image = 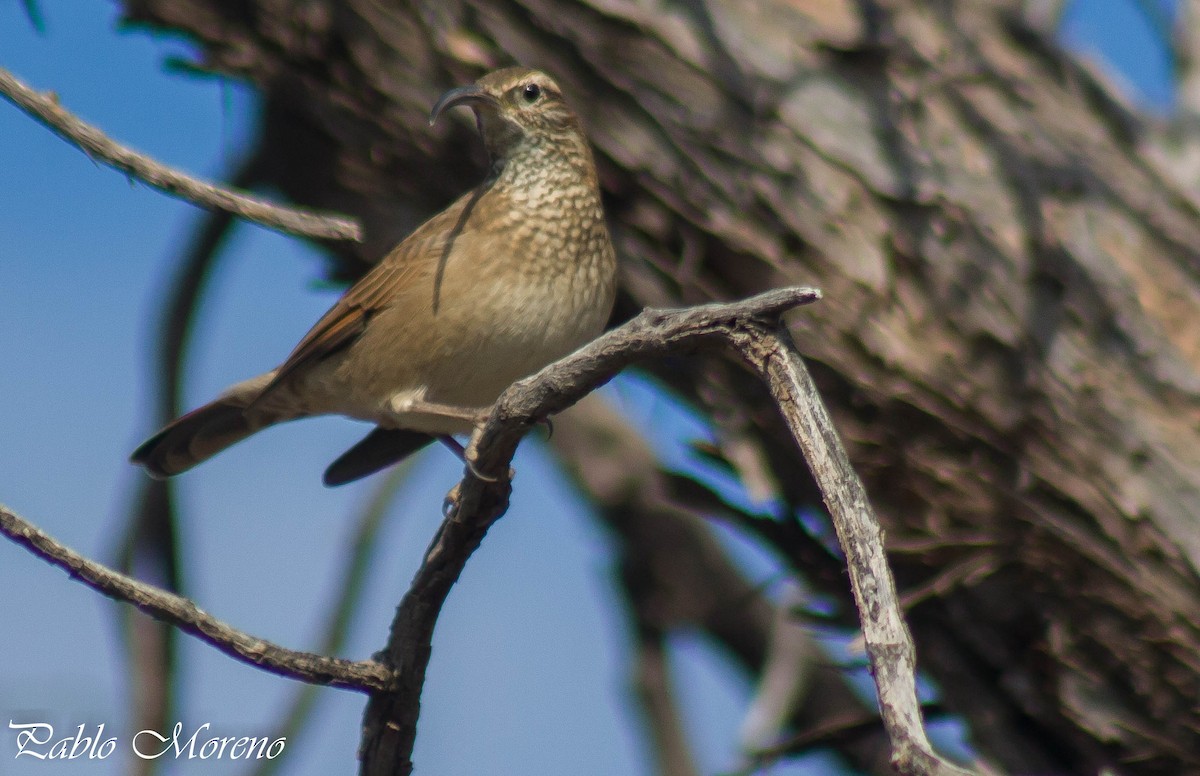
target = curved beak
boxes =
[429,85,499,126]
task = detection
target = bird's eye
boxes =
[521,83,542,103]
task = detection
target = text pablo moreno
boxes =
[8,721,286,761]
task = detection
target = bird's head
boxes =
[430,67,582,160]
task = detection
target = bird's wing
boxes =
[251,190,483,405]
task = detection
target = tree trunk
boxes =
[119,0,1200,772]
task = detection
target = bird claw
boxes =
[437,434,505,483]
[464,454,502,483]
[442,484,461,517]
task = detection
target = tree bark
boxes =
[118,0,1200,772]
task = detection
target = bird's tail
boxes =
[131,391,289,479]
[323,427,434,486]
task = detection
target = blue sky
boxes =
[0,1,1177,775]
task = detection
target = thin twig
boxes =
[0,504,391,692]
[0,66,361,242]
[358,286,969,776]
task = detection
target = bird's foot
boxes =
[442,483,461,517]
[437,435,507,483]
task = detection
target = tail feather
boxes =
[131,399,279,479]
[323,427,434,486]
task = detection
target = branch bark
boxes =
[0,504,391,692]
[739,325,962,775]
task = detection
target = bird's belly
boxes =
[303,269,611,432]
[421,276,609,405]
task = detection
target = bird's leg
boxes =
[395,398,490,425]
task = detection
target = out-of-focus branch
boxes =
[1176,0,1200,118]
[360,287,965,776]
[1019,0,1066,33]
[631,626,701,776]
[19,0,45,33]
[1141,0,1200,199]
[0,65,360,242]
[117,478,178,776]
[737,582,815,754]
[0,504,391,691]
[744,704,951,773]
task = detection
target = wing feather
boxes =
[251,189,484,405]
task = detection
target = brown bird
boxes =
[132,67,616,486]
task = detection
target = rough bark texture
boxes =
[117,0,1200,773]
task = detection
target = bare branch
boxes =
[0,504,391,692]
[0,66,361,242]
[359,289,820,775]
[359,286,969,776]
[740,327,972,776]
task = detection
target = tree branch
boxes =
[0,504,390,692]
[0,65,361,242]
[360,286,969,776]
[739,327,972,776]
[630,626,701,776]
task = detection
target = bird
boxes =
[131,67,617,486]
